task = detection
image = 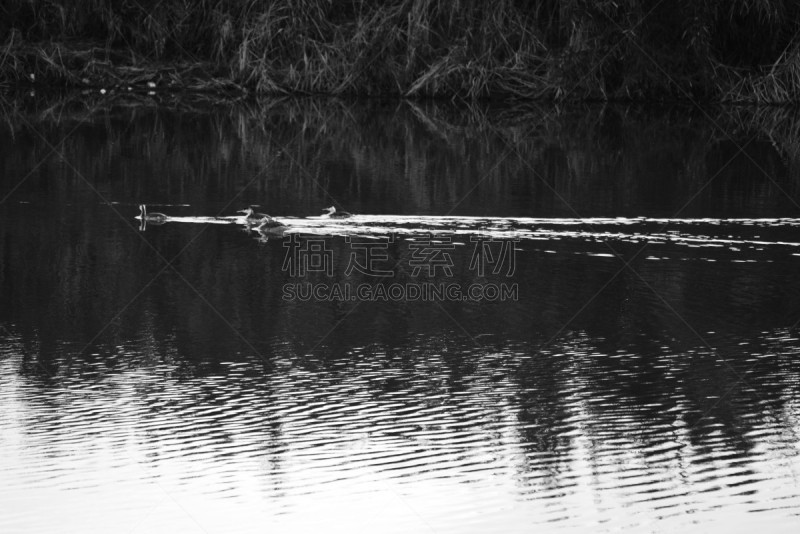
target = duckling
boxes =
[238,206,271,223]
[256,216,287,234]
[321,206,352,219]
[139,204,168,224]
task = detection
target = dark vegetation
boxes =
[3,0,800,101]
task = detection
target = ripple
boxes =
[2,333,800,533]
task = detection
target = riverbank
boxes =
[2,0,800,102]
[1,39,241,95]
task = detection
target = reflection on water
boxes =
[1,98,800,533]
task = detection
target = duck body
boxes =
[321,206,352,219]
[257,216,287,233]
[238,206,272,223]
[139,204,168,223]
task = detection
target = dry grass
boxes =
[2,0,800,102]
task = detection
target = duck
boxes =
[321,206,353,219]
[256,216,287,233]
[238,206,271,223]
[139,204,168,223]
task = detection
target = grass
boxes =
[2,0,800,102]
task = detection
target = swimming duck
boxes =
[256,216,287,233]
[139,204,168,223]
[321,206,352,219]
[238,206,271,223]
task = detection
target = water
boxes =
[1,96,800,533]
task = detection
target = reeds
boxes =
[2,0,800,102]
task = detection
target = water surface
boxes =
[1,97,800,533]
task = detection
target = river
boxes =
[1,96,799,533]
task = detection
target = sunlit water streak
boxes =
[138,214,800,251]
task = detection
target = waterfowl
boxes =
[139,204,168,223]
[256,216,287,233]
[321,206,352,219]
[238,206,271,223]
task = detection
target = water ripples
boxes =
[138,213,800,257]
[2,332,800,533]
